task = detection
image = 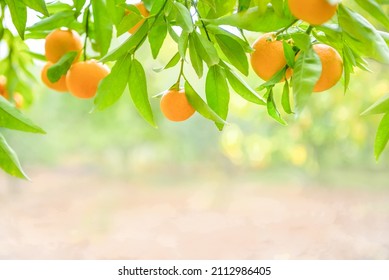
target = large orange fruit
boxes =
[66,60,110,99]
[250,33,291,81]
[288,0,338,25]
[45,29,83,63]
[160,89,195,122]
[311,44,343,92]
[41,62,68,92]
[128,2,149,34]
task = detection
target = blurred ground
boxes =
[1,165,388,260]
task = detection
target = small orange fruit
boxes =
[311,44,343,92]
[0,75,7,95]
[66,60,110,99]
[160,89,195,122]
[251,33,291,81]
[13,92,24,109]
[41,62,68,92]
[45,29,83,63]
[127,2,149,34]
[288,0,338,25]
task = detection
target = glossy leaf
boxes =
[211,6,295,32]
[23,0,49,16]
[174,2,193,32]
[128,59,156,127]
[281,79,293,114]
[47,51,78,83]
[192,32,219,66]
[375,113,389,160]
[92,0,113,56]
[225,69,266,105]
[153,52,180,73]
[189,34,204,78]
[184,81,227,125]
[0,96,46,134]
[361,93,389,115]
[148,16,168,59]
[267,89,287,125]
[205,65,230,130]
[94,54,132,110]
[215,34,248,76]
[292,46,322,115]
[27,10,75,32]
[101,20,149,62]
[5,0,27,39]
[0,133,29,179]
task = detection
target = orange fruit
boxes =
[13,92,24,109]
[45,29,83,63]
[288,0,338,25]
[250,33,291,81]
[311,44,343,92]
[0,75,6,94]
[160,89,195,122]
[66,60,110,99]
[127,2,149,34]
[41,62,68,92]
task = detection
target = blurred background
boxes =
[1,1,389,259]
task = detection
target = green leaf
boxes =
[0,96,46,134]
[184,80,227,125]
[23,0,49,16]
[148,16,168,59]
[338,5,389,64]
[215,34,248,76]
[74,0,87,14]
[375,113,389,160]
[0,133,29,180]
[225,68,266,105]
[192,32,219,66]
[258,67,286,90]
[292,46,322,115]
[205,65,230,130]
[238,0,251,12]
[174,2,194,32]
[92,0,113,56]
[101,20,149,62]
[211,6,295,32]
[128,59,156,127]
[94,54,132,110]
[291,33,312,51]
[178,31,189,59]
[281,79,293,114]
[355,0,389,29]
[361,93,389,115]
[189,34,204,78]
[153,52,181,73]
[27,10,75,32]
[206,24,252,52]
[117,11,143,36]
[283,40,295,68]
[267,88,287,125]
[5,0,27,39]
[106,0,125,28]
[47,51,78,83]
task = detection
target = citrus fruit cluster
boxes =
[0,75,24,108]
[251,1,342,93]
[41,29,110,99]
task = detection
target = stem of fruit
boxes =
[276,19,298,35]
[306,25,314,35]
[174,59,185,89]
[83,4,91,61]
[193,2,211,41]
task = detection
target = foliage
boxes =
[0,0,388,178]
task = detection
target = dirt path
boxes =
[1,168,389,259]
